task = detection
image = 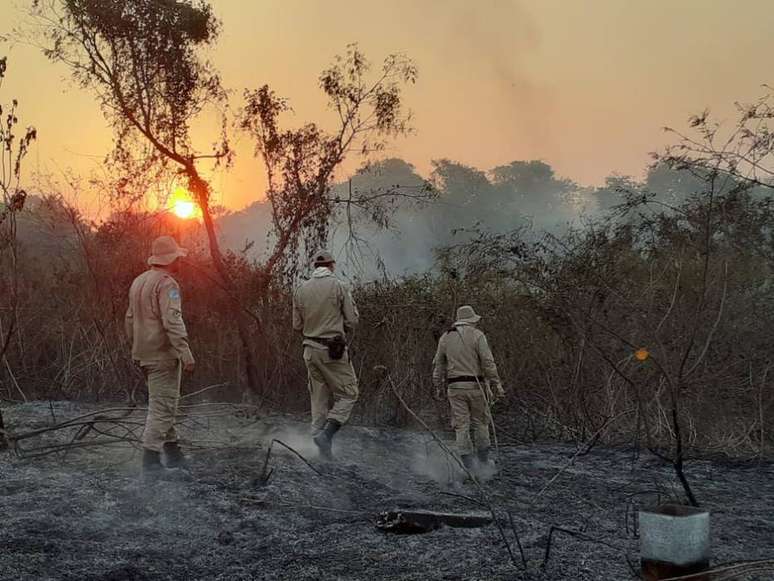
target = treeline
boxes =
[3,167,774,461]
[219,158,714,277]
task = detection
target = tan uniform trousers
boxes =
[142,360,182,452]
[448,386,491,455]
[304,346,359,431]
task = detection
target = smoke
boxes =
[439,1,555,162]
[262,422,319,459]
[409,437,459,484]
[216,156,598,280]
[261,417,464,487]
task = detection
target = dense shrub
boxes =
[2,184,774,462]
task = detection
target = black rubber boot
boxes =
[476,447,497,481]
[477,447,490,465]
[142,449,163,480]
[162,441,188,469]
[461,454,476,475]
[143,448,192,483]
[313,419,341,461]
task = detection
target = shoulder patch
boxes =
[169,288,181,301]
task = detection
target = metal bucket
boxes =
[639,504,710,580]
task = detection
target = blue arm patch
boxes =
[169,289,181,301]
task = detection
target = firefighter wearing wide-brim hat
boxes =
[292,250,359,461]
[432,305,504,476]
[125,235,195,479]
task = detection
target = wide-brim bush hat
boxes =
[455,305,481,324]
[313,250,335,266]
[148,235,188,266]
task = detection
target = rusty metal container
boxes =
[639,504,710,580]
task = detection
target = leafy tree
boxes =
[592,174,641,213]
[424,159,497,249]
[425,159,580,245]
[239,44,427,280]
[490,160,575,224]
[335,158,432,275]
[644,163,706,208]
[29,0,264,392]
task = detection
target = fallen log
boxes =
[375,508,492,534]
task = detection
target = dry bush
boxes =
[2,177,774,473]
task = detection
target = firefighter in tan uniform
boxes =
[125,236,195,478]
[433,305,504,476]
[292,251,359,460]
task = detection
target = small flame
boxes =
[635,348,650,361]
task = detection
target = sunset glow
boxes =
[168,187,200,220]
[8,1,774,213]
[173,200,196,219]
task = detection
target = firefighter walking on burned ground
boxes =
[292,250,360,461]
[125,235,195,480]
[433,305,505,480]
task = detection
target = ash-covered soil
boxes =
[1,401,774,581]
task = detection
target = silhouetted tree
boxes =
[336,158,432,274]
[0,55,37,448]
[658,93,774,194]
[30,0,265,394]
[490,160,575,222]
[592,174,640,213]
[239,44,428,280]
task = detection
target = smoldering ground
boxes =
[2,402,774,580]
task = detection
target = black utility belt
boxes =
[306,336,341,345]
[447,375,485,384]
[306,336,347,360]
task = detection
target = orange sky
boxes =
[3,0,774,214]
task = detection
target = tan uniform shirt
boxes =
[292,267,359,349]
[432,323,501,389]
[125,267,194,365]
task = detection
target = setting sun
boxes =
[173,200,196,219]
[167,186,200,220]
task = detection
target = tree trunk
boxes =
[187,170,262,397]
[670,390,699,507]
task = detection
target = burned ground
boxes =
[1,402,773,581]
